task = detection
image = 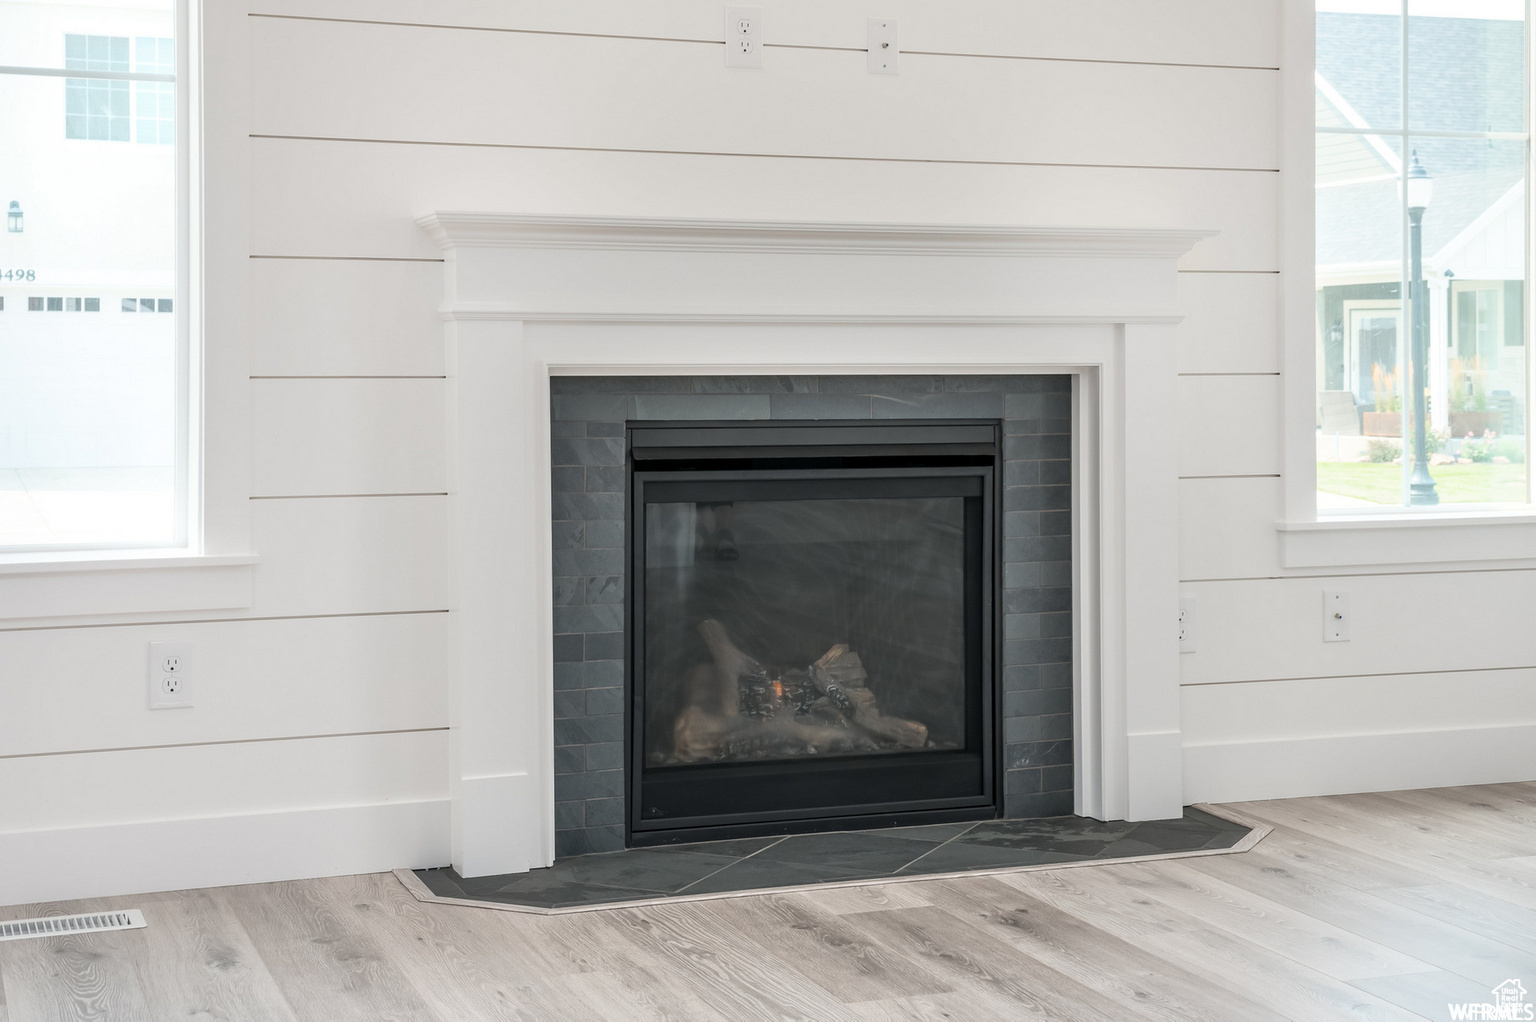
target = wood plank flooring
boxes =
[2,782,1533,1020]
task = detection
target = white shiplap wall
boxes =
[2,0,1529,904]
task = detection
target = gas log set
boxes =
[666,618,939,765]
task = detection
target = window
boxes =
[1315,1,1528,510]
[64,35,130,141]
[1,2,184,551]
[135,37,174,145]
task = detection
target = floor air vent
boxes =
[0,909,146,942]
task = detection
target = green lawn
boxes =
[1316,462,1527,505]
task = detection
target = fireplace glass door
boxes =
[628,423,999,843]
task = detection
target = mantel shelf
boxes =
[417,212,1216,260]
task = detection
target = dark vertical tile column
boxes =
[999,382,1075,817]
[549,375,1073,857]
[550,389,630,856]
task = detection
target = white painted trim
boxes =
[1279,512,1536,567]
[0,800,449,906]
[198,1,254,560]
[428,214,1204,878]
[0,554,256,621]
[0,551,258,574]
[416,212,1216,258]
[440,307,1188,326]
[1072,371,1104,820]
[1280,0,1319,527]
[1183,723,1536,804]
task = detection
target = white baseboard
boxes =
[1183,723,1536,804]
[0,799,449,907]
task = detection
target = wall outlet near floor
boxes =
[148,640,193,709]
[1323,590,1350,642]
[725,7,763,68]
[1179,597,1196,653]
[867,18,898,73]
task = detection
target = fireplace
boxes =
[419,212,1201,879]
[550,375,1074,855]
[628,419,999,843]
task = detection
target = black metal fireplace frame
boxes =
[625,419,1003,846]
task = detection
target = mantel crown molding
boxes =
[416,212,1216,260]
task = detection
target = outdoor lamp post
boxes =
[1406,152,1438,505]
[5,202,20,233]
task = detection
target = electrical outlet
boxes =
[1323,590,1350,642]
[1178,597,1196,653]
[867,18,898,74]
[725,6,763,68]
[148,640,193,709]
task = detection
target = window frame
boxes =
[0,0,256,619]
[1278,0,1536,568]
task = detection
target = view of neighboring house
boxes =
[1316,9,1527,504]
[0,1,178,548]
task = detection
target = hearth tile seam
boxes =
[549,822,984,899]
[670,835,791,894]
[498,853,751,898]
[868,821,985,875]
[481,837,794,901]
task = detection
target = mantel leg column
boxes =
[448,320,551,877]
[1119,324,1184,821]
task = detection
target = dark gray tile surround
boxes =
[551,375,1073,857]
[415,808,1251,911]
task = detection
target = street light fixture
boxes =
[1406,151,1438,505]
[5,202,20,233]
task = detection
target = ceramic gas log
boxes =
[668,621,933,765]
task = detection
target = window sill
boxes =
[0,550,259,621]
[1277,512,1536,568]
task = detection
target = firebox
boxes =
[627,420,1000,844]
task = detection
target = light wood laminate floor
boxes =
[2,783,1533,1021]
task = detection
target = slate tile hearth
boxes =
[413,808,1253,912]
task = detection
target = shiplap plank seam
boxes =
[0,728,450,763]
[243,13,1282,72]
[247,12,1281,72]
[0,609,450,636]
[1181,663,1536,686]
[249,134,1280,174]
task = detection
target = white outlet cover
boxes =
[148,640,193,709]
[725,6,762,68]
[867,18,898,74]
[1178,596,1196,653]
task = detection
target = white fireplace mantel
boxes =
[420,211,1214,879]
